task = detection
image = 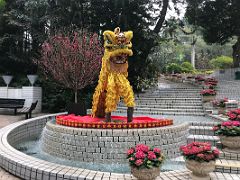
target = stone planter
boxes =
[131,167,160,180]
[186,160,215,180]
[220,136,240,153]
[202,95,216,103]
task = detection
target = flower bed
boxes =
[200,89,216,96]
[227,109,240,121]
[56,115,173,129]
[127,144,164,169]
[180,142,219,162]
[213,121,240,136]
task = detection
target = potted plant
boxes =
[200,89,217,102]
[213,121,240,152]
[127,144,164,180]
[226,108,240,121]
[212,98,228,114]
[180,142,219,180]
[204,78,218,89]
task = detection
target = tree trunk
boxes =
[191,43,196,69]
[233,36,240,67]
[191,36,197,69]
[142,0,169,61]
[74,90,78,103]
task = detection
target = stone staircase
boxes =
[187,121,240,174]
[116,80,205,116]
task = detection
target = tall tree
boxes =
[185,0,240,67]
[0,0,49,74]
[38,32,103,103]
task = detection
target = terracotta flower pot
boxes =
[186,160,215,180]
[202,95,216,102]
[131,167,160,180]
[220,136,240,153]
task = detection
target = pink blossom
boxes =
[222,121,233,127]
[135,159,143,166]
[129,157,135,161]
[213,149,220,156]
[148,151,157,160]
[197,153,204,159]
[127,148,134,155]
[135,151,146,159]
[232,121,240,126]
[135,144,149,152]
[153,148,161,154]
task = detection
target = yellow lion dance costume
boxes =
[92,27,135,122]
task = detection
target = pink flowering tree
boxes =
[38,32,103,103]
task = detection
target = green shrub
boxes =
[181,61,194,73]
[166,63,182,73]
[210,56,233,69]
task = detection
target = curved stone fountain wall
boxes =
[42,120,189,164]
[0,113,189,179]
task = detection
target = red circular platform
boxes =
[56,114,173,129]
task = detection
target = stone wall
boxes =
[42,121,189,164]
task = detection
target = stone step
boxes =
[189,126,215,136]
[119,104,203,109]
[114,109,205,116]
[187,134,220,146]
[128,102,203,106]
[215,159,240,174]
[117,106,204,113]
[219,151,240,161]
[135,97,202,101]
[190,121,219,127]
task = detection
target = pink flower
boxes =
[222,121,233,127]
[232,121,240,126]
[127,148,134,155]
[135,144,149,152]
[135,151,146,159]
[135,159,143,166]
[213,149,220,156]
[153,148,161,154]
[197,153,204,159]
[148,151,157,160]
[129,157,135,161]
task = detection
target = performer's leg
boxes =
[105,74,118,121]
[116,75,135,122]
